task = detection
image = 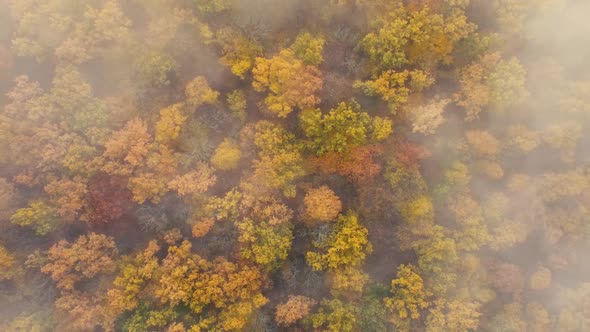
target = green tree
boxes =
[291,32,325,66]
[237,217,293,270]
[354,69,434,113]
[300,100,391,155]
[133,51,178,88]
[252,121,305,197]
[311,298,359,332]
[11,200,59,235]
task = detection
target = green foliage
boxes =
[122,302,177,332]
[226,89,247,121]
[11,200,59,235]
[253,122,305,197]
[359,5,474,71]
[237,217,293,270]
[217,27,263,79]
[311,299,359,332]
[204,188,242,222]
[354,69,434,113]
[359,284,390,332]
[486,57,528,108]
[291,32,325,66]
[133,51,178,88]
[300,100,391,155]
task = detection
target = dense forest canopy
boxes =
[0,0,590,331]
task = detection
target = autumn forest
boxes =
[0,0,589,331]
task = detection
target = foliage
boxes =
[384,264,431,328]
[303,186,342,223]
[252,49,323,117]
[184,76,219,108]
[133,51,179,88]
[217,27,263,79]
[107,241,160,314]
[354,69,434,113]
[155,103,188,144]
[291,32,325,66]
[211,139,241,170]
[0,245,17,280]
[300,100,391,155]
[237,216,293,270]
[156,241,268,329]
[410,98,450,135]
[0,1,587,330]
[311,298,359,332]
[41,233,118,290]
[11,200,59,235]
[252,121,305,197]
[275,295,316,326]
[307,212,372,271]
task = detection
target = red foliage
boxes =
[313,145,383,184]
[394,142,432,168]
[86,174,132,224]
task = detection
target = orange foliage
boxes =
[41,233,118,290]
[275,295,317,326]
[303,186,342,223]
[313,145,383,183]
[192,218,215,238]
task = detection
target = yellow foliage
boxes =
[211,139,241,170]
[155,103,187,144]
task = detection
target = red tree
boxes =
[394,142,432,168]
[313,145,383,184]
[86,174,132,224]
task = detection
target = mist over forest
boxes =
[0,0,589,331]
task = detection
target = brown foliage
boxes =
[86,174,132,224]
[488,262,524,294]
[393,142,432,168]
[55,291,112,332]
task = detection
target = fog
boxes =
[0,0,589,331]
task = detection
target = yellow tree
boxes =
[211,139,241,170]
[107,241,160,315]
[155,103,187,145]
[184,76,219,108]
[384,264,431,329]
[306,212,372,271]
[0,245,17,280]
[252,49,323,117]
